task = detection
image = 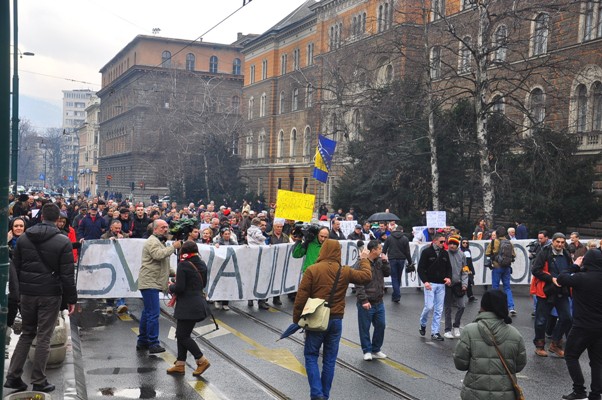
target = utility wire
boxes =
[20,69,100,87]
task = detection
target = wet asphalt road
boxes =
[68,286,588,400]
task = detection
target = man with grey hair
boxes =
[507,227,517,241]
[137,219,182,354]
[267,218,289,306]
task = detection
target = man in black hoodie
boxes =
[558,249,602,400]
[383,225,412,303]
[4,203,77,393]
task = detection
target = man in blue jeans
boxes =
[383,225,411,303]
[417,233,452,341]
[485,226,517,315]
[137,219,181,353]
[356,240,390,360]
[293,239,371,400]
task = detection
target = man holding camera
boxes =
[137,219,182,354]
[292,226,330,274]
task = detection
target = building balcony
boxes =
[576,131,602,154]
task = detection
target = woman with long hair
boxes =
[166,241,211,376]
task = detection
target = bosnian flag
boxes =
[312,134,336,183]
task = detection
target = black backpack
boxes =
[496,239,514,268]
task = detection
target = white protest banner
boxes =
[76,239,535,299]
[426,211,446,228]
[77,239,361,300]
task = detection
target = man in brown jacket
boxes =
[293,239,371,400]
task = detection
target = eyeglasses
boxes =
[438,240,445,244]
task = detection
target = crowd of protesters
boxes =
[6,190,602,400]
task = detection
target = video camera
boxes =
[169,218,198,241]
[291,222,322,244]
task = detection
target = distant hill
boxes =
[19,95,62,130]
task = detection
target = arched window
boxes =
[459,36,472,73]
[258,133,266,160]
[233,58,241,75]
[529,88,545,126]
[292,88,299,111]
[290,129,297,157]
[185,53,195,71]
[303,126,312,156]
[260,93,267,117]
[492,95,505,114]
[245,135,253,159]
[277,130,284,158]
[533,13,549,56]
[430,46,441,79]
[306,84,314,108]
[231,96,240,114]
[210,56,218,73]
[351,109,362,140]
[162,51,171,68]
[494,25,508,63]
[432,0,445,21]
[279,91,285,114]
[248,97,254,120]
[593,82,602,131]
[576,84,588,133]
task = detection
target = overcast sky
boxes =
[13,0,310,104]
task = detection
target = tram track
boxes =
[159,308,290,399]
[228,305,421,400]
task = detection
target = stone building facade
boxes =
[240,0,602,207]
[97,35,250,200]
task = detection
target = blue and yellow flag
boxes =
[313,134,337,183]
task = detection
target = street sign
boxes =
[39,173,45,181]
[68,176,73,182]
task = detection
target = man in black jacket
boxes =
[4,203,77,393]
[558,249,602,400]
[130,205,151,238]
[383,225,412,303]
[417,233,451,341]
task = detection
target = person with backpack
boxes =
[485,226,517,316]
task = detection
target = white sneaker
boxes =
[453,328,461,338]
[372,351,387,359]
[105,306,114,314]
[363,352,373,361]
[222,305,230,311]
[443,331,455,339]
[214,302,222,310]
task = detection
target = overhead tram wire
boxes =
[107,0,255,97]
[19,69,100,87]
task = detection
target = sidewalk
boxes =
[3,310,79,399]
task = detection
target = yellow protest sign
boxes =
[275,190,315,222]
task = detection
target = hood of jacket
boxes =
[25,221,61,244]
[391,231,404,239]
[475,311,510,346]
[316,239,341,263]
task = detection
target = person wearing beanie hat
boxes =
[531,232,575,358]
[453,289,527,400]
[557,249,602,400]
[443,235,468,339]
[485,225,517,316]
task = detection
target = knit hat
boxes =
[552,232,566,240]
[481,290,512,324]
[447,235,461,246]
[583,248,602,270]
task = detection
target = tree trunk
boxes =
[422,0,439,210]
[475,2,494,226]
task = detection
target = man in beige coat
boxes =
[137,219,182,353]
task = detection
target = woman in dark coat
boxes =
[166,241,211,376]
[460,238,476,302]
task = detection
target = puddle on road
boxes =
[98,386,161,398]
[87,367,156,375]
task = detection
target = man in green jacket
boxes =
[290,227,330,300]
[137,219,182,354]
[292,226,330,273]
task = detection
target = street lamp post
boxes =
[10,0,34,194]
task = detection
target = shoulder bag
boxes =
[298,263,343,332]
[483,323,525,400]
